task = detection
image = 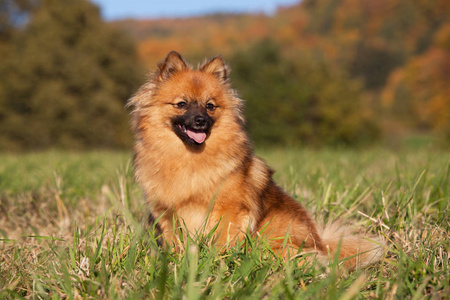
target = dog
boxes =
[128,51,383,269]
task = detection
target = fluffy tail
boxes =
[317,222,385,269]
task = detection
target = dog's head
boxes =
[130,51,245,150]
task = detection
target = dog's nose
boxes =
[195,115,207,127]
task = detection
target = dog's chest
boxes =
[174,203,211,233]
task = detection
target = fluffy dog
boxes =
[128,51,383,268]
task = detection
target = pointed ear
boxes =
[157,51,188,81]
[199,55,230,83]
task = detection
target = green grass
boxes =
[0,147,449,299]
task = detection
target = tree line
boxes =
[0,0,143,150]
[1,0,449,150]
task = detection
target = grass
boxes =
[0,147,449,299]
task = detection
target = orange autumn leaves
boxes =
[383,25,450,135]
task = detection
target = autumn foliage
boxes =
[118,0,450,146]
[1,0,449,150]
[382,26,450,139]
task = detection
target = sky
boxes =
[90,0,300,20]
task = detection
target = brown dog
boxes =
[129,51,383,268]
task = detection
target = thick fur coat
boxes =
[129,51,383,269]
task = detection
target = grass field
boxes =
[0,147,448,299]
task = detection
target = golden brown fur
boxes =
[129,51,384,269]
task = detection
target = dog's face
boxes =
[170,98,216,147]
[133,51,244,150]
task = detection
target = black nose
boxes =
[195,115,207,127]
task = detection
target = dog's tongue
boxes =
[187,129,206,144]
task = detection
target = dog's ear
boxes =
[157,51,188,81]
[199,55,230,84]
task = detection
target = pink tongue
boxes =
[186,129,206,144]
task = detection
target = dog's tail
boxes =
[317,221,385,269]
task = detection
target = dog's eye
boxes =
[206,102,216,111]
[176,101,187,109]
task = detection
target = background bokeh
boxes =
[1,0,449,150]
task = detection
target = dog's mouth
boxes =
[177,124,207,144]
[172,112,214,147]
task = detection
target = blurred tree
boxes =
[230,40,378,146]
[0,0,38,40]
[382,25,450,141]
[301,0,449,91]
[302,0,341,34]
[348,40,404,90]
[0,0,143,150]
